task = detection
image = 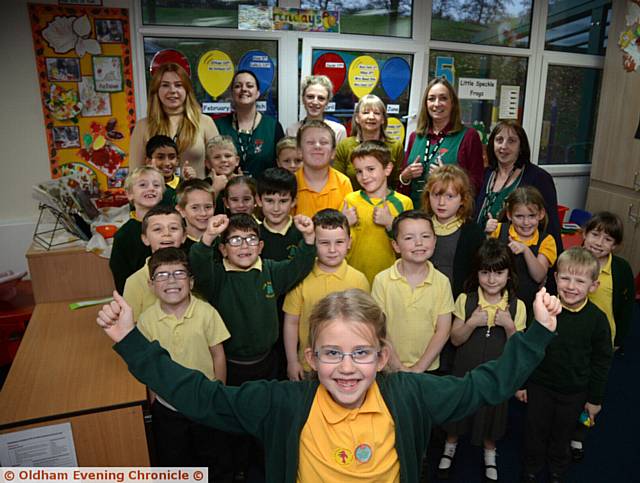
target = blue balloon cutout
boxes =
[380,57,411,101]
[238,50,275,96]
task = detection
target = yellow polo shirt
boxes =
[137,296,230,380]
[454,290,526,330]
[589,253,615,343]
[262,216,293,235]
[371,260,455,370]
[123,258,156,323]
[490,224,557,266]
[166,175,180,189]
[298,382,399,483]
[294,167,353,217]
[283,260,370,369]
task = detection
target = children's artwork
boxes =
[92,56,122,92]
[59,162,99,195]
[79,76,111,116]
[619,1,640,72]
[29,3,135,190]
[95,19,123,43]
[52,126,80,148]
[46,57,81,82]
[108,167,128,189]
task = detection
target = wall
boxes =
[0,0,589,276]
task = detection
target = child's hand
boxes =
[373,201,393,230]
[293,214,315,244]
[202,215,229,246]
[211,173,229,196]
[342,201,358,226]
[532,287,561,332]
[485,213,498,234]
[468,306,489,327]
[428,156,444,175]
[515,389,528,403]
[508,236,527,255]
[287,361,304,381]
[96,291,135,343]
[584,402,601,425]
[400,156,424,182]
[182,161,196,180]
[494,309,515,329]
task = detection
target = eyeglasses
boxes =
[314,347,380,364]
[152,269,190,282]
[224,235,260,247]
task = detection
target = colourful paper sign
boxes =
[435,56,455,85]
[348,55,379,99]
[150,49,191,78]
[238,50,275,95]
[197,50,234,99]
[272,8,339,32]
[385,117,405,144]
[313,52,346,93]
[380,57,411,101]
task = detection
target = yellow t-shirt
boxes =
[123,258,156,323]
[490,224,557,266]
[137,296,230,380]
[283,260,370,370]
[298,382,399,483]
[454,289,526,331]
[371,260,455,370]
[294,167,353,217]
[589,253,615,343]
[345,190,413,284]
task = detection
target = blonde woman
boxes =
[286,75,346,144]
[129,63,218,178]
[333,94,403,189]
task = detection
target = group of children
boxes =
[101,118,634,483]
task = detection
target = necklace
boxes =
[234,110,258,166]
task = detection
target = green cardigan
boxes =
[114,321,554,482]
[611,255,635,347]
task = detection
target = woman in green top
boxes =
[399,78,484,208]
[333,94,403,190]
[215,70,284,178]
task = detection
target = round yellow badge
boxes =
[333,447,354,466]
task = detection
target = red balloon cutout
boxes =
[150,49,192,78]
[313,52,346,94]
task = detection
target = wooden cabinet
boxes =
[586,2,640,272]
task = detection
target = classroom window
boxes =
[430,0,533,48]
[545,0,612,55]
[428,51,528,143]
[143,37,279,117]
[538,65,602,165]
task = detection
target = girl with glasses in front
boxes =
[99,285,561,483]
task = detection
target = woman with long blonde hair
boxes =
[129,62,218,178]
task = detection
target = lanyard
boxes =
[234,112,257,166]
[421,134,445,168]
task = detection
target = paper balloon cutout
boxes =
[380,57,411,101]
[150,49,191,78]
[385,117,405,144]
[313,52,347,94]
[238,50,275,95]
[198,50,234,99]
[348,55,379,99]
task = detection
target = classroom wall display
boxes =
[143,37,279,117]
[238,5,340,33]
[29,3,135,192]
[311,49,413,143]
[619,0,640,73]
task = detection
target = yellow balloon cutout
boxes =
[348,55,380,99]
[198,50,234,99]
[385,117,405,144]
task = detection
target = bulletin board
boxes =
[28,3,136,192]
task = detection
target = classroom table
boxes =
[0,302,149,466]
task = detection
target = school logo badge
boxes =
[255,139,264,154]
[263,281,275,298]
[355,443,372,463]
[333,447,353,466]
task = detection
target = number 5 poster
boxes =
[29,3,136,192]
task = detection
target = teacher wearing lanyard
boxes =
[129,62,218,178]
[215,70,284,177]
[399,78,484,208]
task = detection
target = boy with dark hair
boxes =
[283,208,369,380]
[518,247,612,483]
[138,247,230,480]
[145,135,195,207]
[123,205,187,322]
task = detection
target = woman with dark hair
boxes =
[215,70,284,177]
[399,78,484,208]
[129,62,218,178]
[476,120,562,250]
